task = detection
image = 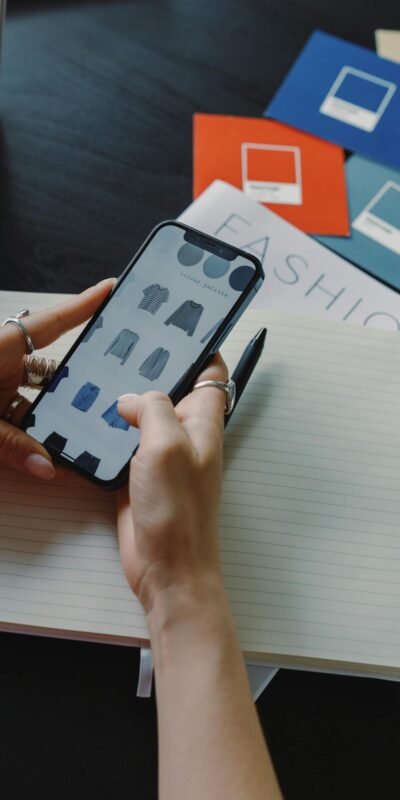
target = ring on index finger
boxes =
[1,309,35,354]
[192,379,236,415]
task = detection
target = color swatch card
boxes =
[265,31,400,170]
[193,113,349,235]
[376,30,400,64]
[317,155,400,290]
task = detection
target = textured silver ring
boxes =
[192,379,236,415]
[2,309,35,354]
[23,355,59,387]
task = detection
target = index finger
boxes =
[2,279,116,357]
[175,353,229,459]
[118,391,188,456]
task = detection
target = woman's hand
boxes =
[117,356,283,800]
[117,355,228,616]
[0,279,115,479]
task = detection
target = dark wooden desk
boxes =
[1,2,399,798]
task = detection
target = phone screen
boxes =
[24,223,259,483]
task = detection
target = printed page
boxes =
[0,291,148,641]
[180,181,400,328]
[219,311,400,671]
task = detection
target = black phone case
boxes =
[21,220,264,489]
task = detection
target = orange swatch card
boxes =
[193,113,350,235]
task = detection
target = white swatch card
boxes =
[375,30,400,64]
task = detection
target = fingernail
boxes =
[96,278,117,287]
[118,393,139,403]
[24,453,56,480]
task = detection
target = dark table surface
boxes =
[1,1,399,798]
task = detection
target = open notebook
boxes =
[1,291,400,677]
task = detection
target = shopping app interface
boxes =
[26,225,256,481]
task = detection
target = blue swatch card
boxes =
[265,31,400,169]
[317,155,400,290]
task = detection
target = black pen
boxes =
[225,327,267,427]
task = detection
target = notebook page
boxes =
[219,311,400,671]
[2,292,400,670]
[0,291,148,641]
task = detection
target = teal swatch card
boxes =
[317,155,400,290]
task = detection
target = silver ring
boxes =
[2,392,26,422]
[23,355,59,387]
[2,308,35,354]
[192,379,236,415]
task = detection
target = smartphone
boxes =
[22,221,264,488]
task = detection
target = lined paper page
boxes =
[2,292,400,671]
[220,312,400,671]
[0,292,148,641]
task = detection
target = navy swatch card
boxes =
[265,31,400,169]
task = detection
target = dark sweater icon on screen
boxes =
[82,315,103,343]
[139,347,170,381]
[24,412,36,430]
[138,284,169,315]
[164,300,204,336]
[47,365,69,393]
[104,329,139,365]
[71,382,100,412]
[43,432,67,455]
[75,451,101,475]
[101,401,130,431]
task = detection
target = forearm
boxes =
[116,365,281,797]
[148,577,282,800]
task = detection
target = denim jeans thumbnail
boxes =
[72,382,100,412]
[101,400,130,431]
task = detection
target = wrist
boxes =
[146,573,235,667]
